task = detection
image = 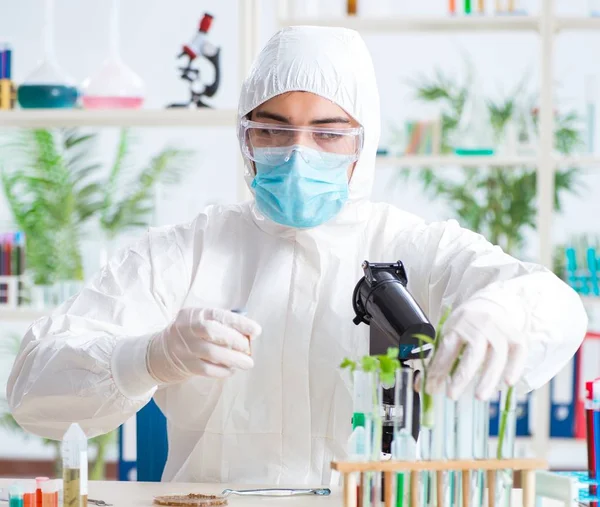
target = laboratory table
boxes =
[0,479,568,507]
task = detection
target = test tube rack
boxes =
[331,457,547,507]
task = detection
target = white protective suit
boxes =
[7,26,588,484]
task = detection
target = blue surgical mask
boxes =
[251,146,351,228]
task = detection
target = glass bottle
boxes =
[81,0,145,109]
[17,0,79,109]
[347,0,358,15]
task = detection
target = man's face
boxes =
[250,91,360,181]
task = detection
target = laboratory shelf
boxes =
[277,15,540,33]
[376,154,538,167]
[0,307,51,322]
[556,154,600,167]
[0,108,238,128]
[555,16,600,31]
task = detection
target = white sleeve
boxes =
[7,222,199,440]
[423,220,588,391]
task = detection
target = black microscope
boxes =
[352,260,436,452]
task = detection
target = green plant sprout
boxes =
[413,307,452,429]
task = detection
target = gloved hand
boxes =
[146,308,262,384]
[424,294,528,401]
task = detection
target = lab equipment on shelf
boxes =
[451,84,496,156]
[565,240,600,297]
[17,0,79,109]
[168,13,221,109]
[0,231,26,308]
[62,423,88,507]
[590,0,600,17]
[0,43,16,110]
[494,0,529,15]
[81,0,144,109]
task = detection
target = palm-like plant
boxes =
[99,129,191,241]
[399,69,583,257]
[1,128,193,284]
[1,129,103,284]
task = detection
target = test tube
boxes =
[495,387,517,507]
[55,480,63,507]
[62,423,88,507]
[21,480,36,507]
[391,368,415,507]
[585,379,600,503]
[9,483,24,507]
[35,478,48,507]
[41,481,57,507]
[350,369,381,507]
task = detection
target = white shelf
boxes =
[556,154,600,167]
[279,15,540,32]
[376,154,537,167]
[0,307,51,322]
[0,108,238,128]
[556,16,600,31]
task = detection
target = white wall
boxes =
[0,0,599,460]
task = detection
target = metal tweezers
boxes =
[88,500,113,506]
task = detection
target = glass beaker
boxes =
[514,102,538,155]
[451,82,496,156]
[17,0,79,109]
[81,0,144,109]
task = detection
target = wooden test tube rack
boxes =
[331,458,548,507]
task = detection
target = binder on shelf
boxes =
[488,390,530,437]
[489,390,500,437]
[515,390,531,437]
[550,356,577,437]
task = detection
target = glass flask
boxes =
[451,82,496,156]
[514,102,538,155]
[81,0,144,109]
[17,0,79,109]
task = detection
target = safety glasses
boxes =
[240,118,364,169]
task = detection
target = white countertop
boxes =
[0,479,570,507]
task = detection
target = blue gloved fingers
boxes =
[446,337,487,400]
[475,337,508,401]
[425,330,463,395]
[503,340,527,386]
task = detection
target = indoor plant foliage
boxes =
[1,128,192,285]
[0,129,192,478]
[400,68,583,258]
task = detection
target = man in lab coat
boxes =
[7,26,587,484]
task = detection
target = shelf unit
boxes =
[0,108,237,128]
[275,0,590,467]
[1,0,597,469]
